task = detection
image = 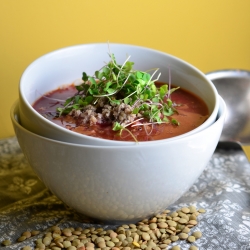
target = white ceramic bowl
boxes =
[19,43,219,146]
[11,96,226,223]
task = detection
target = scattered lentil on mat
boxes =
[171,246,181,250]
[1,206,205,250]
[187,235,196,243]
[22,246,32,250]
[189,245,199,250]
[192,231,202,239]
[1,239,11,246]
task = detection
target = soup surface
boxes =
[33,83,209,141]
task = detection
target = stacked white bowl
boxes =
[11,43,226,223]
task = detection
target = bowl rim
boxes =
[11,96,226,150]
[19,43,220,145]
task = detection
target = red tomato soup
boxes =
[33,83,209,142]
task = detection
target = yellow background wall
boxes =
[1,0,250,139]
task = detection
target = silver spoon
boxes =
[206,69,250,161]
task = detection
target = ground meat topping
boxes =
[67,97,143,127]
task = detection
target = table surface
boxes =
[0,137,250,250]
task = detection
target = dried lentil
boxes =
[22,231,32,238]
[4,206,206,250]
[189,206,197,213]
[178,233,188,240]
[178,218,188,224]
[189,245,198,250]
[189,214,197,220]
[192,231,202,239]
[187,235,196,243]
[63,240,71,248]
[158,222,168,228]
[17,236,27,242]
[142,232,150,241]
[167,220,177,227]
[172,216,181,221]
[43,236,52,246]
[171,246,181,250]
[170,235,179,242]
[1,239,11,246]
[189,220,198,226]
[22,246,32,250]
[182,227,191,233]
[170,212,178,217]
[198,208,206,213]
[181,207,190,213]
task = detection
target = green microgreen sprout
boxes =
[113,118,144,143]
[57,51,180,139]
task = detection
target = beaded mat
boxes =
[0,137,250,250]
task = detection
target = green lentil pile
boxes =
[1,206,205,250]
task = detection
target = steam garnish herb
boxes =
[56,53,180,141]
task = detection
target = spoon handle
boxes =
[241,145,250,162]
